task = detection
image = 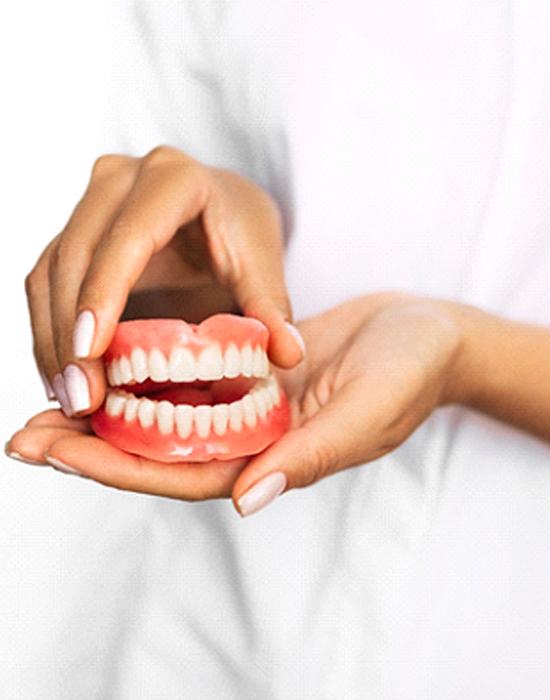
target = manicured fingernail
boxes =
[73,309,95,358]
[39,371,56,401]
[52,373,74,416]
[46,456,81,476]
[285,322,306,356]
[237,471,287,517]
[63,364,90,413]
[4,443,43,466]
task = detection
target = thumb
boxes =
[232,381,370,517]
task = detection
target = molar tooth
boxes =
[106,391,126,417]
[111,359,123,386]
[241,344,254,377]
[124,396,139,422]
[262,351,270,376]
[175,404,193,439]
[107,363,116,386]
[229,400,243,432]
[196,344,224,381]
[156,400,174,435]
[267,377,281,406]
[252,347,268,377]
[149,348,169,382]
[194,405,212,438]
[212,404,229,436]
[263,386,274,411]
[252,390,268,420]
[224,343,241,378]
[130,347,149,383]
[242,394,257,428]
[168,347,196,382]
[137,398,156,429]
[119,356,133,384]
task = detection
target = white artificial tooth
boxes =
[267,377,281,406]
[196,344,224,381]
[252,390,268,420]
[137,398,156,429]
[229,400,243,432]
[124,396,139,422]
[262,351,270,377]
[263,385,274,411]
[168,347,196,382]
[149,348,169,382]
[241,344,254,377]
[156,400,174,435]
[224,343,241,378]
[130,347,149,383]
[175,404,193,439]
[212,404,229,436]
[107,363,116,386]
[194,405,212,438]
[252,347,268,377]
[242,394,257,428]
[106,391,126,417]
[119,356,133,384]
[111,359,123,386]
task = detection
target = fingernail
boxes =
[73,309,95,359]
[52,373,74,417]
[237,471,287,517]
[285,322,306,356]
[4,443,44,466]
[46,456,82,476]
[39,371,56,401]
[63,364,91,413]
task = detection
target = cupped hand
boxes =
[7,293,466,513]
[25,146,304,417]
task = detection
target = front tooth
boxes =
[149,348,169,382]
[242,394,257,428]
[137,398,156,429]
[196,344,224,381]
[241,344,254,377]
[175,404,193,438]
[124,396,140,422]
[212,404,229,435]
[111,359,123,386]
[131,347,149,383]
[194,405,212,438]
[168,347,196,382]
[252,347,268,377]
[224,343,241,378]
[156,400,174,435]
[229,400,243,432]
[106,391,126,417]
[252,390,268,420]
[119,356,133,384]
[267,377,281,406]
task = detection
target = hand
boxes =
[25,146,305,417]
[6,293,464,510]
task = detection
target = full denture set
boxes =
[91,315,290,462]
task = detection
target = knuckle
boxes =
[24,270,39,297]
[91,153,124,180]
[301,431,338,487]
[143,144,182,167]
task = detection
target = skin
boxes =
[8,150,550,515]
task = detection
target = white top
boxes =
[24,1,550,697]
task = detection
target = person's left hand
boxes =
[6,293,466,512]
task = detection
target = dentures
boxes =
[91,315,290,462]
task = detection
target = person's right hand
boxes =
[25,146,305,417]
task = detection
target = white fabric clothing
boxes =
[14,1,550,698]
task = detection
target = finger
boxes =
[232,379,381,516]
[25,237,62,399]
[24,408,91,433]
[6,426,88,466]
[49,156,138,415]
[76,148,208,360]
[45,434,247,501]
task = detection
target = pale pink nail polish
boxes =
[46,456,82,476]
[52,373,74,416]
[5,447,44,466]
[39,371,56,401]
[73,310,95,358]
[285,322,306,356]
[63,364,90,413]
[237,471,287,517]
